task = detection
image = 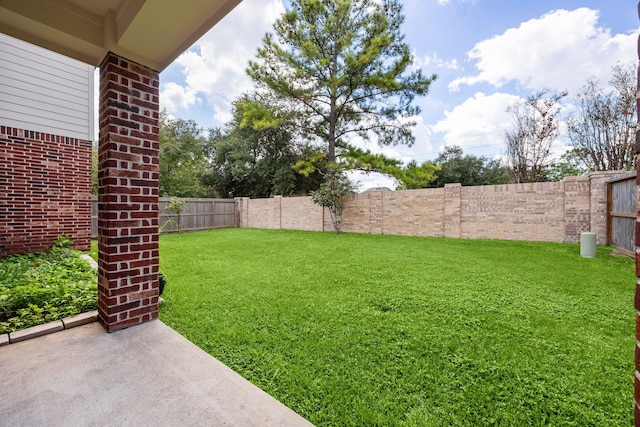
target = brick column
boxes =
[234,197,249,228]
[563,175,590,243]
[274,195,283,229]
[369,190,384,234]
[444,183,461,238]
[634,3,640,424]
[589,171,619,245]
[97,52,160,332]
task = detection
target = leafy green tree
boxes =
[547,149,589,181]
[339,146,438,189]
[159,111,209,197]
[203,95,326,198]
[247,0,436,170]
[429,145,511,187]
[392,160,440,189]
[311,169,356,233]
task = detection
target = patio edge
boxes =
[4,310,98,345]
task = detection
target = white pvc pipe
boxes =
[580,232,597,258]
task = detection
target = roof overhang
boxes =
[0,0,242,71]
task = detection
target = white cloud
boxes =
[160,82,198,113]
[346,115,434,165]
[449,8,637,94]
[431,92,521,156]
[437,0,476,5]
[415,52,459,71]
[165,0,284,125]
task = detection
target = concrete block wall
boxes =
[281,196,324,231]
[341,192,380,234]
[382,188,445,237]
[0,126,92,257]
[240,173,616,245]
[246,197,282,229]
[459,181,565,242]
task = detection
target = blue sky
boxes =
[159,0,638,190]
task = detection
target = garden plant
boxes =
[0,236,97,334]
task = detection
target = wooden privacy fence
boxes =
[91,197,237,238]
[607,172,637,254]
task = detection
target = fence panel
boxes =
[214,199,237,229]
[607,172,636,253]
[91,197,237,238]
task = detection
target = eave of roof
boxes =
[0,0,242,71]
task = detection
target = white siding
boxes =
[0,33,95,141]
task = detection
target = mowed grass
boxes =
[158,228,635,426]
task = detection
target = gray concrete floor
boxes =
[0,320,314,426]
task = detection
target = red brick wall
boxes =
[634,3,640,424]
[0,126,91,257]
[97,52,160,332]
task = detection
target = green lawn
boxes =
[158,228,635,426]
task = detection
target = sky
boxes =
[158,0,639,190]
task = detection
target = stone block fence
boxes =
[236,171,622,245]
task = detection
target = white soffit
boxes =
[0,0,242,71]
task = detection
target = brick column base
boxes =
[97,52,160,332]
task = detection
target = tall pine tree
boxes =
[246,0,436,164]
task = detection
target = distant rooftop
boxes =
[361,187,393,193]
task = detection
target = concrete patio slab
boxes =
[0,320,314,426]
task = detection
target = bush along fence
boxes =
[91,197,236,238]
[236,171,625,245]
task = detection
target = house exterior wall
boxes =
[0,126,92,256]
[0,34,94,256]
[0,33,95,141]
[239,172,620,245]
